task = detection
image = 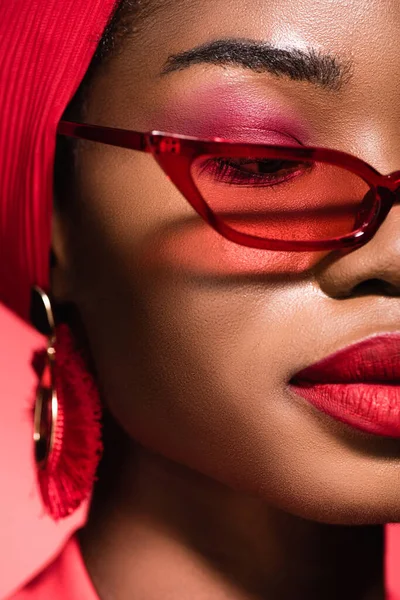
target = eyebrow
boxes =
[161,39,352,91]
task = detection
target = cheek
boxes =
[66,145,400,523]
[67,144,334,514]
[76,250,311,503]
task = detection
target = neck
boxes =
[80,441,384,600]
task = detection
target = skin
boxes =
[51,0,400,598]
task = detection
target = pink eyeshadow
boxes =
[152,80,313,144]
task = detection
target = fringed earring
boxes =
[31,286,103,520]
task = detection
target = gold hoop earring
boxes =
[31,286,103,520]
[33,286,57,469]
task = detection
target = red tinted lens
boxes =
[190,155,371,242]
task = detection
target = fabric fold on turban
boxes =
[0,0,117,320]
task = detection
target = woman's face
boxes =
[54,0,400,524]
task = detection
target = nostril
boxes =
[351,278,400,298]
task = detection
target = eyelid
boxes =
[217,128,305,146]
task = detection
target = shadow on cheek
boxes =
[139,216,328,282]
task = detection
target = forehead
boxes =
[140,0,398,54]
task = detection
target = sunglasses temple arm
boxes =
[57,121,149,153]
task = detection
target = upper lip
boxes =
[291,333,400,385]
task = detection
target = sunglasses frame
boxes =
[57,120,400,252]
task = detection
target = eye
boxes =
[198,157,313,187]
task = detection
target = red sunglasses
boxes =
[57,121,400,252]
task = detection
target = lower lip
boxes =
[290,381,400,437]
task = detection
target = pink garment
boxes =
[387,525,400,600]
[7,536,98,600]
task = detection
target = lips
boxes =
[290,334,400,437]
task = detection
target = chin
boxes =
[261,470,400,526]
[285,501,400,527]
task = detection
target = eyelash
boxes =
[198,157,313,187]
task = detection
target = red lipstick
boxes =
[290,334,400,437]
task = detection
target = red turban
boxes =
[0,0,118,320]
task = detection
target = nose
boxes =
[316,193,400,299]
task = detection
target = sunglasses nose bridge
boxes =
[372,179,399,233]
[386,170,400,193]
